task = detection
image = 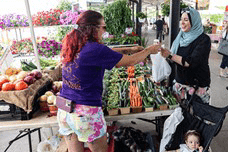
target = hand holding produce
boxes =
[146,43,161,54]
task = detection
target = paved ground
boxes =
[1,26,228,152]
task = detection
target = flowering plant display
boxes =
[103,32,140,45]
[10,38,33,54]
[37,39,62,58]
[0,14,29,29]
[60,10,85,25]
[32,9,63,26]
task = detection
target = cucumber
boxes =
[29,61,37,69]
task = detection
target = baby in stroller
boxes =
[170,130,203,152]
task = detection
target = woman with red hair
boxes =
[57,10,160,152]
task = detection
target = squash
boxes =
[9,75,17,83]
[15,81,28,90]
[16,71,28,80]
[45,91,54,97]
[40,95,48,102]
[53,81,63,90]
[5,67,20,76]
[2,82,15,91]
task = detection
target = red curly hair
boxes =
[60,10,103,63]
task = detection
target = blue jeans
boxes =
[220,55,228,69]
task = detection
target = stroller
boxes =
[160,91,228,152]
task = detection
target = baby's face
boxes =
[186,135,200,150]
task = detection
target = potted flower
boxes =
[37,39,62,58]
[136,12,147,23]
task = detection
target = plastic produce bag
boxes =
[37,135,62,152]
[150,52,171,82]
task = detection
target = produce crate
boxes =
[169,104,179,110]
[0,80,52,120]
[42,63,62,81]
[131,106,142,113]
[119,107,130,115]
[145,107,154,112]
[159,104,169,110]
[107,108,119,116]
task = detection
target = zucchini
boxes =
[29,61,37,69]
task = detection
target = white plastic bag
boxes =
[159,107,184,152]
[150,52,171,82]
[37,135,62,152]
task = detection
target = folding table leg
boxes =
[27,129,32,152]
[38,128,41,142]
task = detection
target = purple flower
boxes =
[139,62,144,66]
[0,14,28,29]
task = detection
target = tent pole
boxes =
[24,0,41,71]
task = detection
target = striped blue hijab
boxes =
[171,7,204,54]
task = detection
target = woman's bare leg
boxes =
[64,133,84,152]
[87,135,107,152]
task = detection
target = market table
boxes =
[0,109,174,152]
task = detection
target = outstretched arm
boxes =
[160,47,190,67]
[116,44,161,67]
[112,46,144,54]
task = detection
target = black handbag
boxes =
[218,33,228,56]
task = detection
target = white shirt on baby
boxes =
[179,144,195,152]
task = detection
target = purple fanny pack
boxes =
[56,96,74,113]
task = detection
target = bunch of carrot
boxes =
[129,79,142,107]
[127,66,135,78]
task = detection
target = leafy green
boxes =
[101,0,133,36]
[56,0,72,11]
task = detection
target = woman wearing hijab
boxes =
[160,7,211,103]
[219,21,228,77]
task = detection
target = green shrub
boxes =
[57,0,72,11]
[101,0,133,36]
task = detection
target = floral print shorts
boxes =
[57,104,107,143]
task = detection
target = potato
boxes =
[45,91,54,97]
[47,95,56,105]
[40,95,47,102]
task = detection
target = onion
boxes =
[24,76,36,85]
[32,71,42,79]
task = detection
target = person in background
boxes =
[162,18,168,41]
[154,15,164,42]
[57,10,161,152]
[219,21,228,77]
[160,7,211,104]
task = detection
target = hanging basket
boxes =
[138,18,145,23]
